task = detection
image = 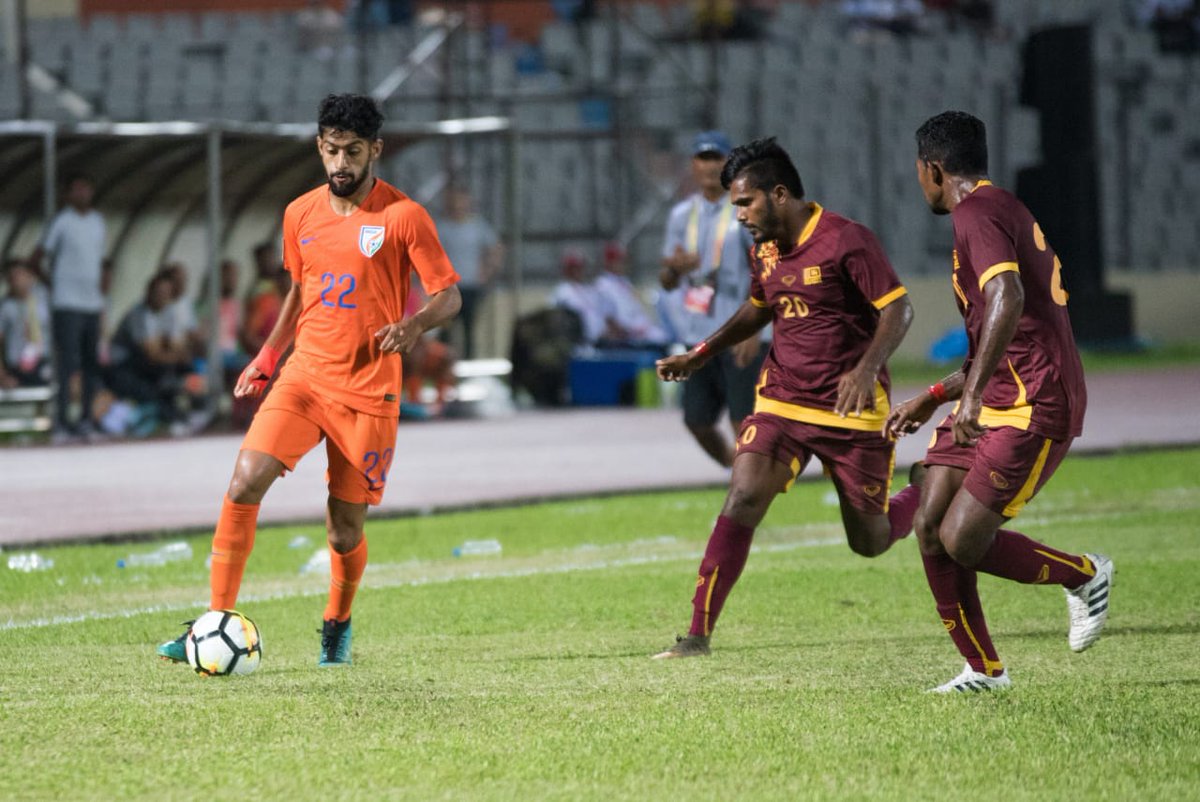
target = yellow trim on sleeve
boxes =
[749,295,769,308]
[872,286,908,310]
[754,383,890,432]
[978,261,1019,290]
[1002,438,1053,518]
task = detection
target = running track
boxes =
[2,367,1196,547]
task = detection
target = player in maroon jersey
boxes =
[885,111,1113,692]
[653,137,918,659]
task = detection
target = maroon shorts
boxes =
[924,415,1072,518]
[735,412,895,514]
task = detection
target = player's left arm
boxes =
[953,271,1023,445]
[376,204,463,354]
[376,284,462,354]
[835,226,914,416]
[834,295,913,417]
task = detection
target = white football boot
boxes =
[1066,553,1114,652]
[929,663,1012,693]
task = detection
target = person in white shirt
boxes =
[436,186,503,358]
[0,259,52,388]
[594,241,668,347]
[550,248,616,346]
[29,174,107,440]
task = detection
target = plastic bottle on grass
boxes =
[453,539,502,557]
[8,552,54,572]
[117,541,193,568]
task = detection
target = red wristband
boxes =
[692,340,709,356]
[251,344,283,379]
[928,382,947,404]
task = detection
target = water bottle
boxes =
[452,539,502,557]
[7,552,54,572]
[300,547,330,575]
[117,541,193,568]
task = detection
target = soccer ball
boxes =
[185,609,263,677]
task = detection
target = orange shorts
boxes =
[242,375,398,505]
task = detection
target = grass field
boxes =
[2,448,1199,801]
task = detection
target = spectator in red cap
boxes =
[594,241,668,347]
[550,247,618,346]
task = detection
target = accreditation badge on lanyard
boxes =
[683,198,734,316]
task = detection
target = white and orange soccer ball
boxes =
[185,609,263,676]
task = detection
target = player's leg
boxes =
[943,431,1112,652]
[157,383,321,662]
[682,357,733,468]
[654,414,799,659]
[821,430,918,557]
[909,419,1009,690]
[317,404,396,665]
[318,495,368,666]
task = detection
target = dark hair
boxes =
[317,93,384,140]
[915,111,988,176]
[64,172,93,188]
[720,137,804,198]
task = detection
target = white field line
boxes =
[0,532,844,632]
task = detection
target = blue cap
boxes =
[692,130,732,157]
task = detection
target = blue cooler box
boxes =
[568,349,661,406]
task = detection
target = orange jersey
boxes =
[278,180,459,415]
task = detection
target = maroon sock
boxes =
[689,515,755,637]
[886,484,920,545]
[921,551,1004,677]
[973,529,1095,588]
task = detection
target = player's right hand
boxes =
[883,394,938,440]
[233,363,269,399]
[656,352,696,382]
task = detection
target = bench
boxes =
[0,385,55,434]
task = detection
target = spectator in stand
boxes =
[241,242,287,357]
[594,241,669,348]
[217,259,247,386]
[436,185,503,359]
[0,259,53,388]
[106,272,200,436]
[161,262,205,359]
[29,173,107,442]
[840,0,924,36]
[551,247,620,346]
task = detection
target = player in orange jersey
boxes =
[158,94,461,666]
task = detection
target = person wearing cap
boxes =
[659,131,765,468]
[595,241,668,347]
[550,247,615,346]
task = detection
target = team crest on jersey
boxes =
[804,266,822,285]
[756,241,780,281]
[358,225,385,258]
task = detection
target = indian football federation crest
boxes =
[358,225,385,258]
[756,241,780,281]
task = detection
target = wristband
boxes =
[692,340,709,357]
[928,382,947,404]
[251,344,283,380]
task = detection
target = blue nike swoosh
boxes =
[300,237,316,245]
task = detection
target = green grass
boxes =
[888,340,1200,386]
[2,448,1199,801]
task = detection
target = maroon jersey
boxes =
[748,203,907,432]
[950,181,1087,439]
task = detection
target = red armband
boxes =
[251,344,283,380]
[928,382,947,404]
[692,340,709,357]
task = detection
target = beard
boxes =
[328,169,369,198]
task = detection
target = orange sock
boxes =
[324,536,367,622]
[209,497,260,610]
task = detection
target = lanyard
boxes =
[685,197,734,280]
